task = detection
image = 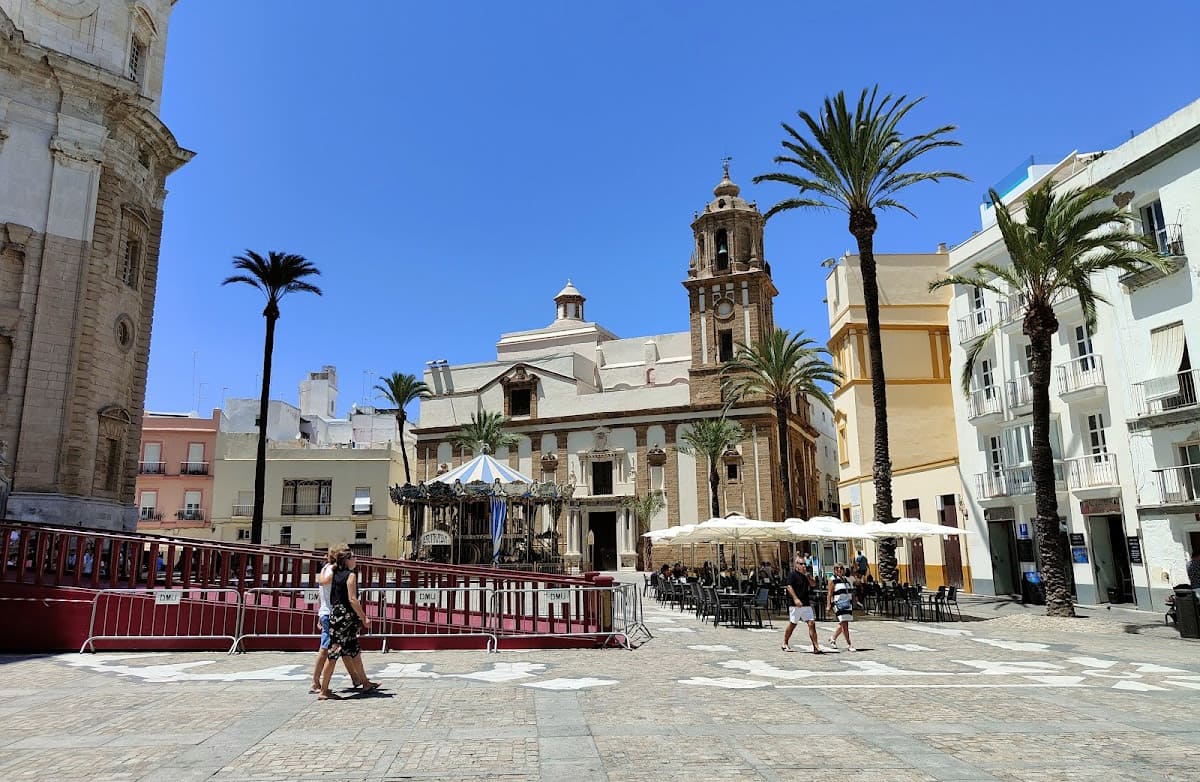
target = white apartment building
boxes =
[948,99,1200,609]
[811,400,840,517]
[147,366,418,556]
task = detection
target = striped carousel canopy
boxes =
[432,454,534,486]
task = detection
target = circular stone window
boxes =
[115,315,135,351]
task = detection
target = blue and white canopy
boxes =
[432,454,534,486]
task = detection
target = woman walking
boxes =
[316,545,380,699]
[826,564,857,652]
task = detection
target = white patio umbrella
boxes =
[859,518,972,585]
[784,517,875,576]
[673,516,789,583]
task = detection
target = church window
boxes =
[128,37,144,82]
[510,388,531,417]
[715,229,729,271]
[591,461,613,495]
[718,329,734,363]
[104,438,122,492]
[120,236,142,288]
[726,462,739,481]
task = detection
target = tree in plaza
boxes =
[375,372,430,484]
[677,417,746,519]
[623,490,667,572]
[720,328,839,521]
[930,181,1166,617]
[753,86,964,580]
[222,250,322,544]
[450,410,520,457]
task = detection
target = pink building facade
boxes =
[135,411,219,533]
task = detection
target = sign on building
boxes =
[421,530,451,546]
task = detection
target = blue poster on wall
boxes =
[1071,546,1089,564]
[1018,523,1030,539]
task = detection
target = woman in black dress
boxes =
[317,545,379,699]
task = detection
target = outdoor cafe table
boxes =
[717,589,757,628]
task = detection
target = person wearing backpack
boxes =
[826,563,858,652]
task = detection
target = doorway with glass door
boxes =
[1086,514,1133,604]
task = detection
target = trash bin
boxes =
[1106,587,1121,604]
[1175,588,1200,640]
[1021,573,1045,606]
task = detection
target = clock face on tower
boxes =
[714,298,735,320]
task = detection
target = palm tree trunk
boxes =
[1028,310,1074,617]
[851,210,897,581]
[251,311,277,545]
[709,461,721,519]
[775,398,793,519]
[397,412,412,484]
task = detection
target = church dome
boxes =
[555,280,583,300]
[713,165,741,198]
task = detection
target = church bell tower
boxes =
[684,162,778,405]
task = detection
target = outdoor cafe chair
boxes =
[753,588,773,629]
[945,585,962,621]
[697,586,717,623]
[925,585,947,623]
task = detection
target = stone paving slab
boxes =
[0,586,1197,781]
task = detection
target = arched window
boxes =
[715,229,729,271]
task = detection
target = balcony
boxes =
[138,461,165,475]
[1056,355,1105,399]
[974,463,1066,501]
[180,461,210,476]
[966,387,1003,422]
[1066,453,1119,496]
[958,310,992,343]
[281,503,331,516]
[231,504,253,516]
[1130,369,1199,428]
[1121,224,1187,291]
[997,289,1079,330]
[175,508,204,521]
[138,507,163,521]
[1142,464,1200,511]
[1006,374,1033,412]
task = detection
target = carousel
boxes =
[389,454,574,571]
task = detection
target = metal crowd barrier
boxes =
[234,587,325,651]
[488,584,629,650]
[77,582,634,654]
[79,587,242,654]
[362,586,496,652]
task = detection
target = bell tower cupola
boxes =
[554,279,586,322]
[683,161,779,405]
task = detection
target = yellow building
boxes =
[825,248,973,590]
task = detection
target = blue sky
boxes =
[147,1,1200,417]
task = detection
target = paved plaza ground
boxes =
[0,585,1196,781]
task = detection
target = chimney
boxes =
[936,242,948,254]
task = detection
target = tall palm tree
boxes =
[221,250,322,544]
[677,417,746,519]
[375,372,430,485]
[931,181,1166,617]
[624,491,667,571]
[450,411,519,458]
[753,87,964,580]
[721,328,839,520]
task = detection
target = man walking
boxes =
[782,556,823,654]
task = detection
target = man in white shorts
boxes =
[782,556,823,654]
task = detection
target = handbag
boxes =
[833,578,853,613]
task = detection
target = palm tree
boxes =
[931,181,1166,617]
[450,411,519,457]
[721,328,839,520]
[677,417,746,519]
[624,491,667,571]
[375,372,430,485]
[754,87,964,580]
[222,250,322,544]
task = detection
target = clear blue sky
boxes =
[147,1,1200,417]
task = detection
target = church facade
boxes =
[0,1,191,529]
[412,167,823,571]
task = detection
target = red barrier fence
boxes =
[1,520,601,652]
